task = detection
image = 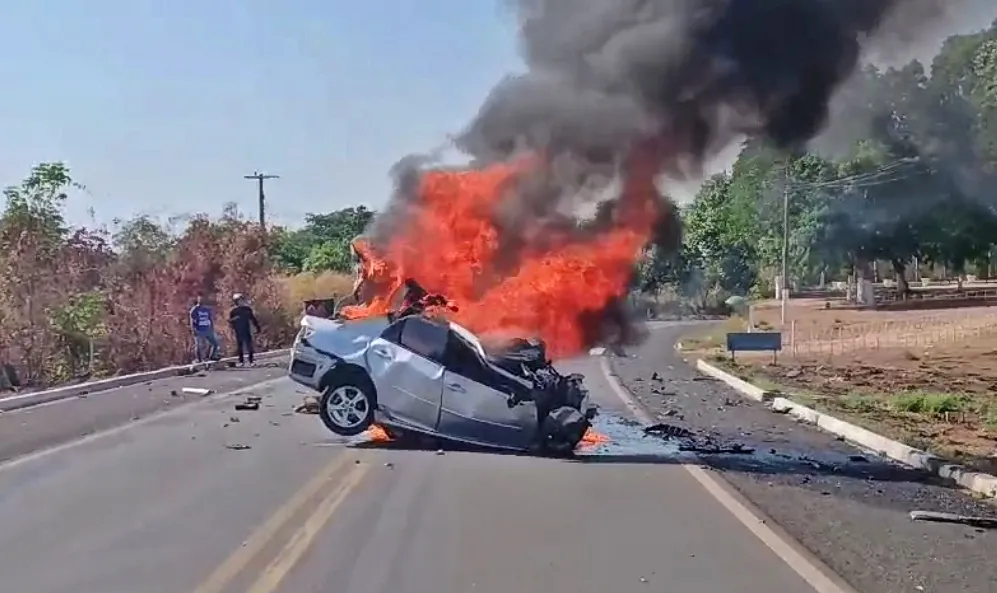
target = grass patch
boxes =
[891,391,968,416]
[680,316,747,352]
[835,392,885,414]
[982,404,997,432]
[711,358,997,464]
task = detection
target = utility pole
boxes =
[243,171,279,230]
[781,176,791,325]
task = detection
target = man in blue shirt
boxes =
[189,296,220,362]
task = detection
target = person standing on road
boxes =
[189,296,220,362]
[228,293,261,366]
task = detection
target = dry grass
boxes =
[279,272,354,310]
[711,333,997,473]
[684,298,997,470]
[753,298,997,338]
[680,316,748,352]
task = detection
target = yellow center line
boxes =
[190,453,353,593]
[245,462,370,593]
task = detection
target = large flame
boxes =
[341,146,667,358]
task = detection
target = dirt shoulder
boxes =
[682,300,997,474]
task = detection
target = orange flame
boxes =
[580,428,611,446]
[365,425,394,442]
[341,146,668,358]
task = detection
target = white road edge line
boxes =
[0,376,290,474]
[598,356,861,593]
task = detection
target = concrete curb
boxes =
[696,359,997,499]
[0,349,289,413]
[695,359,772,402]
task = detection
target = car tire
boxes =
[318,372,376,436]
[539,406,590,456]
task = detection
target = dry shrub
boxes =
[0,210,300,387]
[280,272,354,309]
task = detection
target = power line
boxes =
[243,171,279,230]
[778,156,918,324]
[796,157,920,191]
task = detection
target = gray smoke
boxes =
[364,0,963,348]
[370,0,961,251]
[460,0,959,168]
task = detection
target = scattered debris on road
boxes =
[295,395,320,414]
[910,510,997,529]
[225,443,251,450]
[644,423,692,439]
[679,442,754,455]
[181,387,213,396]
[231,395,262,411]
[641,422,754,455]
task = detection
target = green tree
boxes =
[684,173,758,294]
[269,206,376,273]
[1,162,79,250]
[302,240,353,273]
[112,215,175,272]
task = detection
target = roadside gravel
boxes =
[610,323,997,593]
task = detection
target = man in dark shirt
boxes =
[228,294,262,365]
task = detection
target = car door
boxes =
[365,317,446,432]
[438,331,538,450]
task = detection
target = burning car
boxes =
[287,283,597,454]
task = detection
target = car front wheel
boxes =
[319,376,375,436]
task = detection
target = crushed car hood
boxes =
[299,315,390,361]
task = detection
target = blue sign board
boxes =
[726,332,782,360]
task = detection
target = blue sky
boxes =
[3,2,993,230]
[0,0,521,229]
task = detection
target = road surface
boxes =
[0,352,848,593]
[612,322,997,593]
[0,361,287,463]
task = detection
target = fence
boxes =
[775,310,997,357]
[875,286,997,305]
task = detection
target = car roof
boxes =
[447,321,479,344]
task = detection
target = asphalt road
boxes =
[611,321,997,593]
[0,353,843,593]
[0,361,287,464]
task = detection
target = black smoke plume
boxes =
[366,0,960,349]
[461,0,954,164]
